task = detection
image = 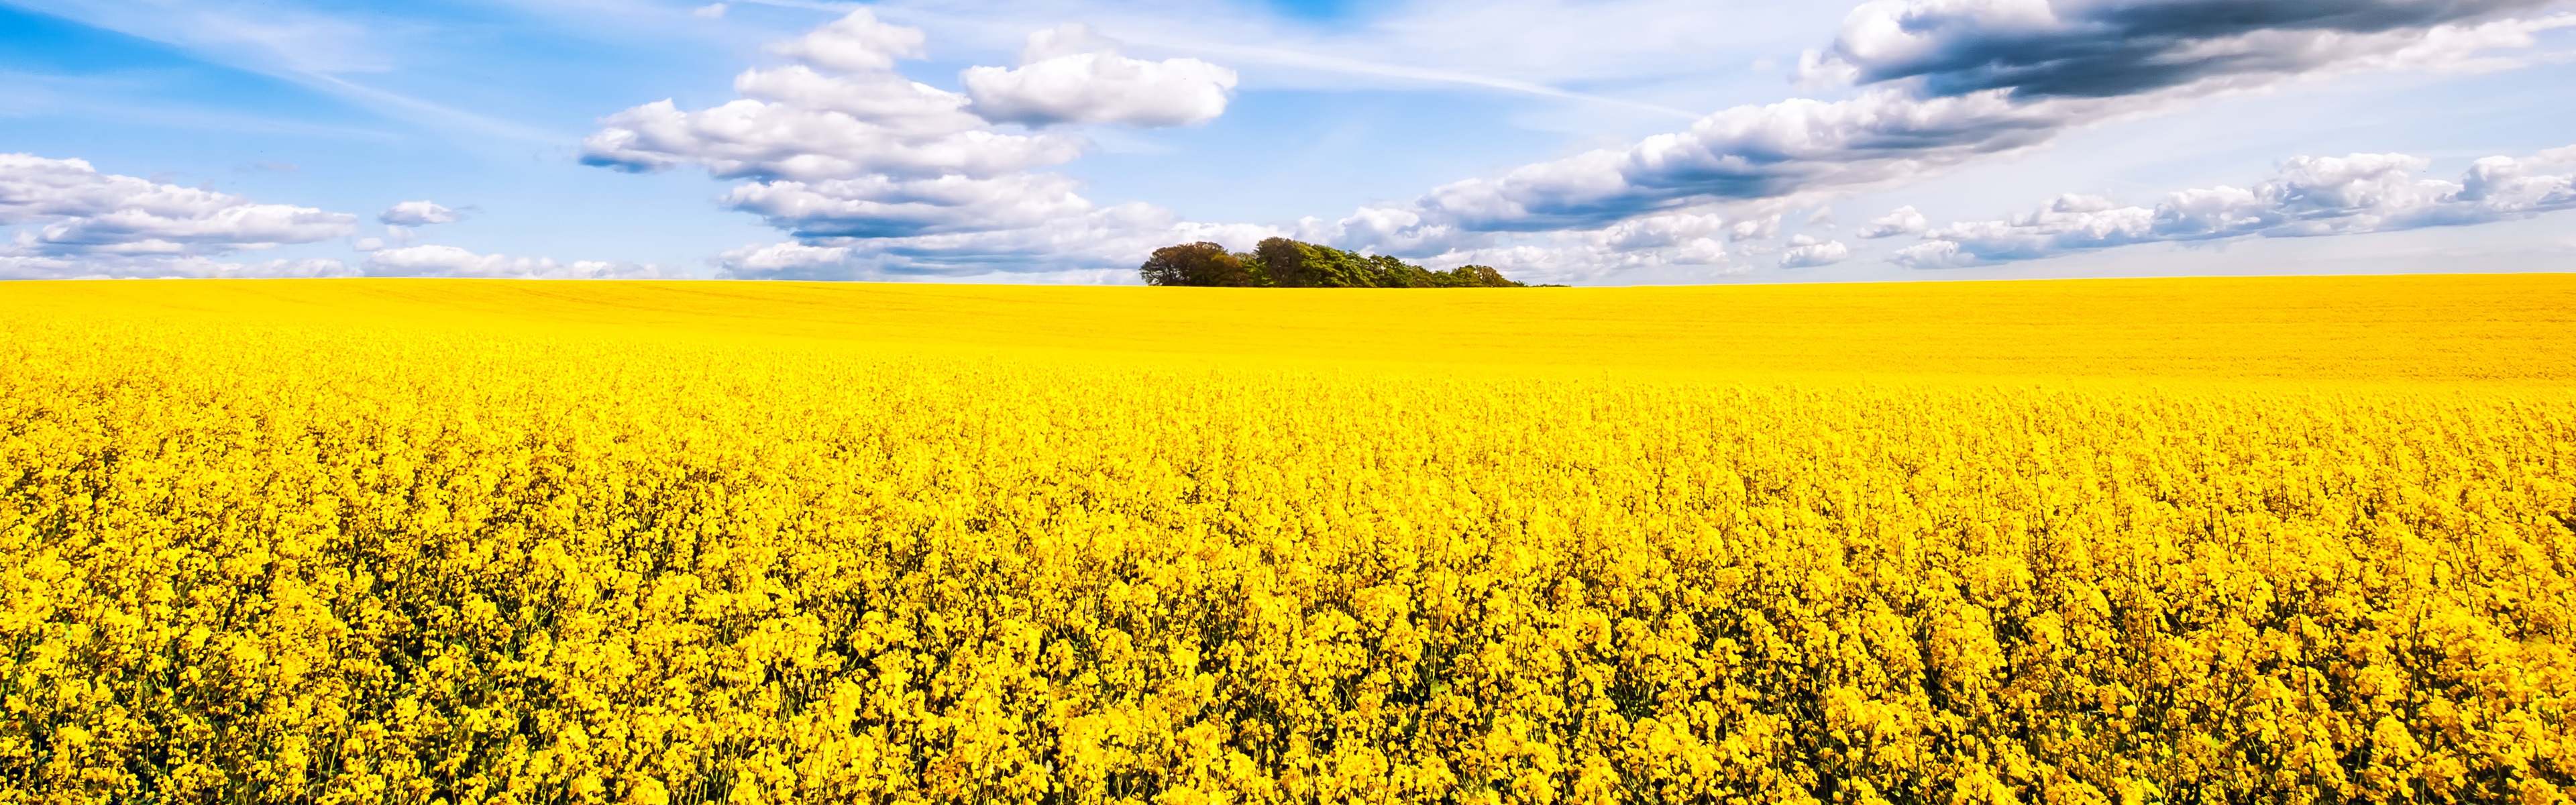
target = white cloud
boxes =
[587,9,1263,277]
[1597,211,1730,250]
[1890,145,2576,267]
[1420,238,1741,285]
[1890,239,1968,270]
[1390,211,1743,284]
[764,9,926,74]
[724,172,1095,237]
[1858,205,1927,237]
[1729,214,1782,242]
[581,10,1103,244]
[362,244,681,278]
[378,200,460,225]
[1016,21,1121,63]
[1778,234,1850,268]
[0,153,356,274]
[584,11,1093,189]
[962,23,1239,127]
[1299,204,1470,256]
[582,78,1081,183]
[692,3,727,19]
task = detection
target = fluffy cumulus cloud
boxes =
[1889,145,2576,268]
[362,244,679,279]
[584,11,1257,279]
[0,152,358,278]
[583,73,1081,185]
[765,9,928,74]
[1859,205,1928,238]
[1778,235,1852,268]
[1730,214,1783,242]
[1314,0,2573,265]
[379,201,461,225]
[962,24,1239,127]
[1,153,356,259]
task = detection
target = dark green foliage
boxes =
[1440,264,1520,287]
[1142,237,1529,288]
[1140,242,1262,287]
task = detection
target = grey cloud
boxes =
[1324,89,2071,250]
[1320,0,2567,260]
[1814,0,2554,99]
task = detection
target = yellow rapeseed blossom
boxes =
[1,276,2572,804]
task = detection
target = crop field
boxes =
[4,274,2575,804]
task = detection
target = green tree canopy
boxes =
[1142,237,1529,288]
[1138,242,1262,288]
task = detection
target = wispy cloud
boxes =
[363,244,680,278]
[296,72,572,145]
[1129,40,1701,119]
[861,0,1761,115]
[9,0,574,146]
[725,0,866,11]
[0,70,402,140]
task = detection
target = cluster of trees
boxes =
[1140,237,1529,288]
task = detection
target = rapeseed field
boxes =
[3,276,2573,804]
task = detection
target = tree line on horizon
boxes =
[1140,237,1538,288]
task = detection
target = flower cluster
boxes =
[1,299,2571,804]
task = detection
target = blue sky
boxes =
[3,0,2573,283]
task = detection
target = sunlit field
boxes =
[5,275,2573,804]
